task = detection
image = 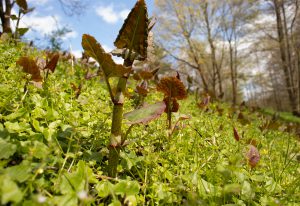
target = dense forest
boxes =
[0,0,299,205]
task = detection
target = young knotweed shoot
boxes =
[233,127,240,142]
[16,52,60,90]
[157,76,187,131]
[132,66,159,108]
[82,0,165,177]
[246,145,260,168]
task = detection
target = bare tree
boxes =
[155,0,229,95]
[219,0,258,105]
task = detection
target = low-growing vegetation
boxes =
[0,0,300,205]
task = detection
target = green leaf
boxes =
[81,34,131,78]
[5,161,31,183]
[224,183,241,194]
[114,0,149,59]
[17,28,29,36]
[0,139,17,159]
[32,119,44,133]
[241,181,254,200]
[108,199,122,206]
[125,195,137,206]
[198,178,216,194]
[10,14,19,20]
[4,121,31,133]
[31,141,49,159]
[60,161,92,194]
[52,194,78,206]
[1,176,23,204]
[96,181,113,198]
[114,180,140,197]
[4,108,27,121]
[124,101,166,125]
[0,123,9,138]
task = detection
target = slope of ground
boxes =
[0,40,299,206]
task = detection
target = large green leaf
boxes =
[0,139,17,159]
[5,161,31,183]
[1,176,23,204]
[124,101,166,125]
[82,34,131,78]
[114,180,140,197]
[114,0,149,59]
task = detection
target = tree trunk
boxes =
[298,51,300,109]
[281,1,295,95]
[173,5,209,93]
[0,0,13,33]
[229,42,237,105]
[273,0,298,112]
[203,2,223,98]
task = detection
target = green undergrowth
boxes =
[262,108,300,124]
[0,41,299,206]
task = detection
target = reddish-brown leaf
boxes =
[233,127,240,142]
[197,94,210,109]
[132,72,141,81]
[45,53,59,73]
[157,76,187,100]
[136,85,149,96]
[17,57,42,82]
[16,0,28,11]
[246,139,257,146]
[114,0,149,59]
[246,145,260,168]
[139,70,153,80]
[82,34,131,78]
[163,97,179,113]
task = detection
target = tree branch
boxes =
[160,45,198,69]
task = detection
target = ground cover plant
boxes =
[0,0,300,205]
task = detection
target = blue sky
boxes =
[18,0,154,61]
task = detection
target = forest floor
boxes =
[0,40,299,206]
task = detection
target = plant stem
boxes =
[107,59,132,177]
[14,10,21,39]
[167,96,172,131]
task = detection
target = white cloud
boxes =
[18,12,77,41]
[62,31,78,40]
[95,4,130,24]
[102,44,124,64]
[72,49,83,58]
[113,57,123,65]
[102,44,113,52]
[119,9,131,20]
[20,14,61,34]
